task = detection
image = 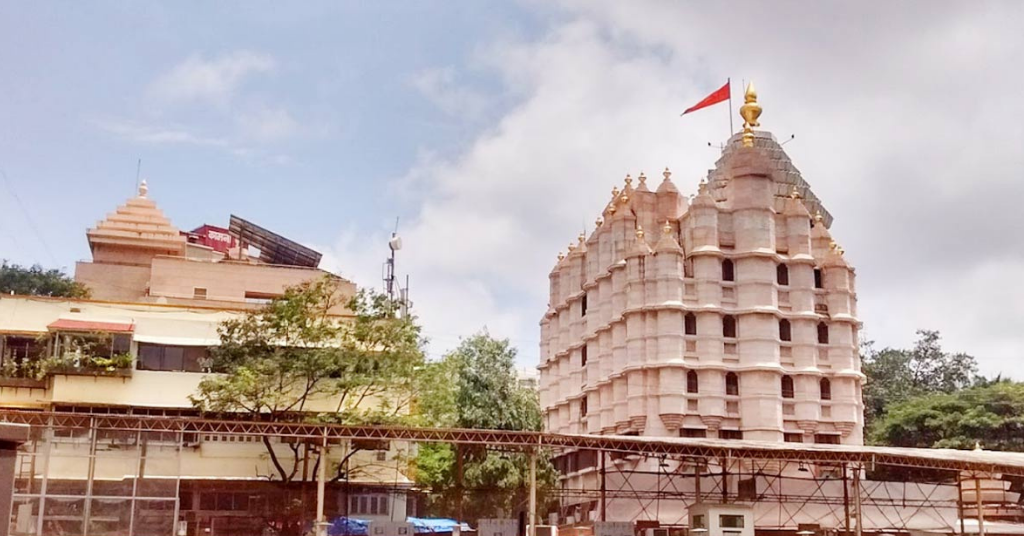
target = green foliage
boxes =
[414,331,555,519]
[863,330,980,426]
[0,261,90,298]
[869,380,1024,451]
[189,275,425,483]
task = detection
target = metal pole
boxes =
[976,477,986,536]
[727,77,734,135]
[316,432,328,536]
[694,461,701,504]
[83,417,98,536]
[600,450,607,522]
[529,449,537,536]
[35,416,53,536]
[842,463,851,536]
[456,444,464,523]
[957,473,966,535]
[853,466,863,536]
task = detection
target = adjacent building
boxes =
[0,183,413,536]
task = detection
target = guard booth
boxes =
[1,423,29,536]
[688,504,754,536]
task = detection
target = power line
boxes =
[1,169,59,266]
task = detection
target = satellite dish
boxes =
[389,234,403,251]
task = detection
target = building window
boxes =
[350,495,389,516]
[581,294,588,317]
[777,264,789,286]
[719,429,743,440]
[193,287,208,299]
[580,396,588,417]
[779,319,791,342]
[723,315,737,338]
[726,372,739,396]
[684,312,697,335]
[820,378,832,400]
[814,434,841,445]
[784,433,803,443]
[781,375,794,399]
[722,259,735,282]
[137,344,208,372]
[681,428,706,438]
[580,345,588,367]
[687,370,699,394]
[817,322,830,344]
[814,268,823,289]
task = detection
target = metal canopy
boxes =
[2,410,1022,476]
[228,214,322,268]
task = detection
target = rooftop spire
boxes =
[138,179,149,198]
[739,81,762,148]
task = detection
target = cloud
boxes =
[148,51,276,106]
[92,118,229,147]
[411,67,490,120]
[324,2,1024,374]
[236,107,300,143]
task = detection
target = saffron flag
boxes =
[681,80,730,116]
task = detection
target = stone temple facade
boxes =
[537,127,863,448]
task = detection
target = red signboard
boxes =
[188,225,236,254]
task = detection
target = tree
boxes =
[189,276,425,533]
[0,261,90,298]
[414,332,555,520]
[862,330,980,425]
[869,380,1024,451]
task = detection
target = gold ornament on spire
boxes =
[557,251,565,261]
[578,232,586,245]
[635,225,645,239]
[638,172,647,185]
[624,174,633,188]
[663,167,672,181]
[607,202,617,215]
[814,210,824,226]
[595,217,603,228]
[790,186,802,200]
[662,220,673,235]
[138,179,149,198]
[568,242,576,252]
[619,192,630,204]
[739,81,762,148]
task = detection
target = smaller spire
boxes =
[662,220,673,235]
[974,441,983,451]
[638,172,646,185]
[635,225,645,240]
[611,186,620,199]
[619,192,630,205]
[790,186,802,200]
[663,167,672,181]
[595,217,603,228]
[607,202,617,215]
[557,251,565,262]
[624,174,633,189]
[138,179,149,198]
[567,242,576,253]
[578,232,586,245]
[814,210,824,226]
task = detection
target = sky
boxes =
[1,2,1022,375]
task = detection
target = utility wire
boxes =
[1,169,59,266]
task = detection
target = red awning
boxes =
[47,319,134,333]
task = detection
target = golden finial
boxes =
[829,240,838,251]
[739,81,762,148]
[638,172,647,185]
[698,178,708,194]
[814,210,824,225]
[607,202,617,215]
[611,186,620,198]
[663,167,672,181]
[662,220,672,235]
[578,232,586,245]
[790,186,802,200]
[557,251,565,261]
[595,217,603,228]
[138,179,149,198]
[568,242,576,252]
[619,192,630,204]
[635,225,645,240]
[624,174,633,188]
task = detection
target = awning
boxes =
[47,319,134,333]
